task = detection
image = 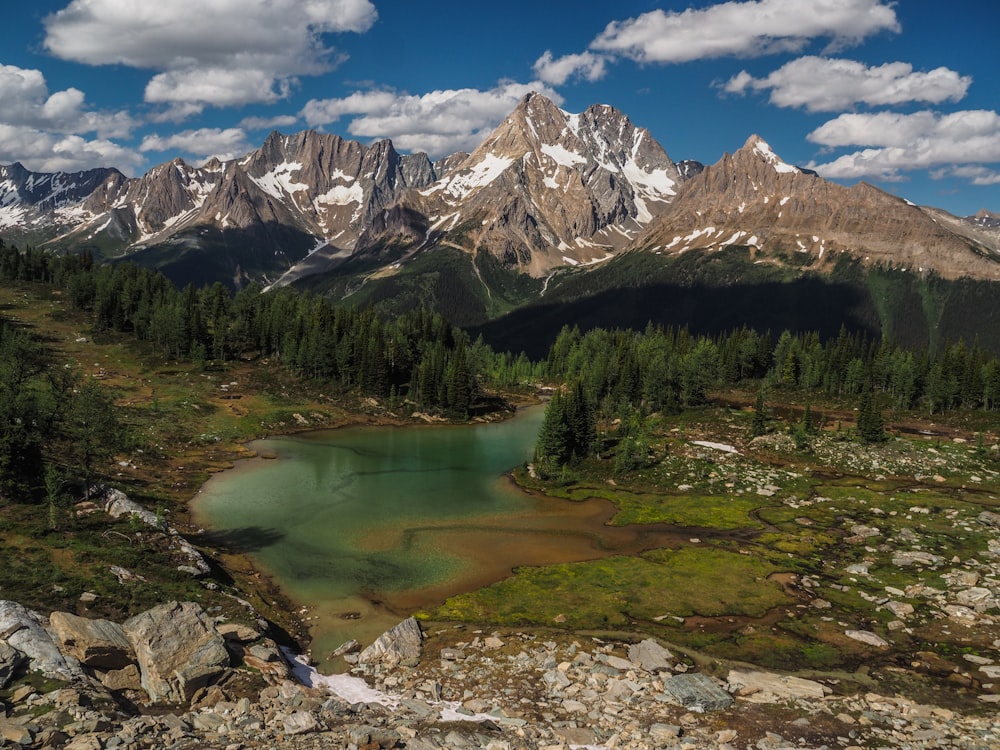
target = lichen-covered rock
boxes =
[357,617,422,668]
[49,611,134,670]
[662,672,734,712]
[123,601,229,704]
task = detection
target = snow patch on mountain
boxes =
[316,183,364,207]
[424,154,514,202]
[541,143,586,168]
[253,161,309,198]
[753,139,798,175]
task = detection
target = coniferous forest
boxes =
[3,239,1000,501]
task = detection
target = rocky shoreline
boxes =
[2,598,999,750]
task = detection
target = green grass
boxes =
[430,546,791,629]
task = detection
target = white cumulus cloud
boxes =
[533,51,607,86]
[932,166,1000,186]
[807,110,1000,182]
[140,127,253,162]
[0,63,135,138]
[591,0,899,64]
[43,0,377,109]
[0,124,143,174]
[302,82,564,158]
[723,57,972,111]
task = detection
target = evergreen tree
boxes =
[857,389,887,444]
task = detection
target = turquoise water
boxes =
[193,406,547,651]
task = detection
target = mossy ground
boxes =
[429,393,1000,683]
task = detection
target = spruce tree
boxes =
[857,389,887,444]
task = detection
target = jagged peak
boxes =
[737,134,800,175]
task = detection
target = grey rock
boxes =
[123,602,230,704]
[0,641,26,688]
[49,611,134,670]
[0,717,34,746]
[845,630,889,648]
[347,724,400,747]
[628,638,674,672]
[94,664,142,692]
[662,673,734,712]
[215,622,260,643]
[977,510,1000,528]
[0,601,80,681]
[282,710,319,735]
[63,735,104,750]
[357,617,422,668]
[727,669,831,700]
[650,723,683,741]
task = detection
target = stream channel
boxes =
[193,405,690,668]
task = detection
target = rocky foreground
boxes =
[2,599,999,750]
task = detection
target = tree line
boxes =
[0,243,487,418]
[534,323,1000,471]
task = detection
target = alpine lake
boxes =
[192,406,690,667]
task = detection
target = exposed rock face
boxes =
[123,601,230,704]
[357,616,422,668]
[0,162,123,234]
[0,600,80,681]
[379,92,682,276]
[49,611,134,670]
[636,135,1000,280]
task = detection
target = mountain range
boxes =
[3,92,1000,352]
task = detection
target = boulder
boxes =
[215,622,260,643]
[0,601,80,681]
[95,664,143,692]
[727,669,831,701]
[49,611,134,669]
[357,617,422,668]
[123,601,230,704]
[977,511,1000,529]
[662,673,734,712]
[628,638,674,672]
[0,641,26,688]
[283,710,319,735]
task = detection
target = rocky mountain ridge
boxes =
[1,93,998,293]
[634,135,1000,281]
[372,92,684,277]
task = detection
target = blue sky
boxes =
[1,0,998,216]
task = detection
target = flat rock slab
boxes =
[662,672,734,712]
[728,669,831,701]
